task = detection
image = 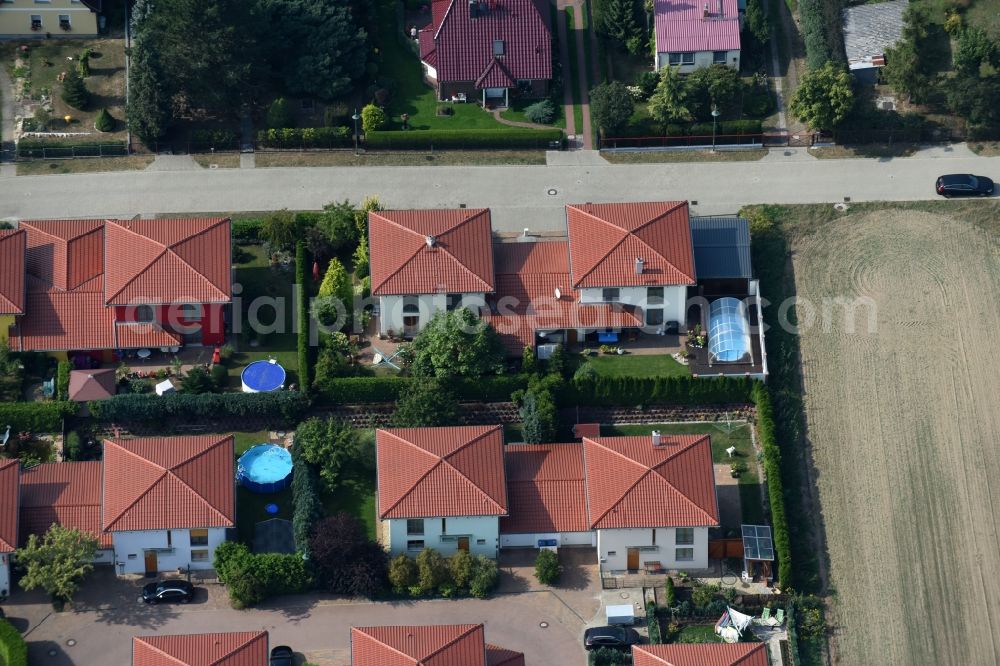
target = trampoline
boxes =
[241,359,286,393]
[708,297,752,363]
[237,445,293,494]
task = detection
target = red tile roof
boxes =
[10,218,229,352]
[582,435,719,529]
[104,218,231,305]
[565,202,696,289]
[0,459,19,553]
[377,426,508,519]
[421,0,551,87]
[483,242,642,354]
[654,0,741,54]
[369,209,496,296]
[633,643,769,666]
[19,462,112,548]
[102,436,235,532]
[0,230,26,315]
[68,368,117,402]
[486,644,526,666]
[132,631,268,666]
[352,624,495,666]
[500,443,589,534]
[573,423,601,439]
[475,57,517,88]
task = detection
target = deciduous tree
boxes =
[408,309,505,378]
[789,62,853,130]
[294,417,374,493]
[648,66,691,127]
[308,513,387,598]
[392,378,460,427]
[590,81,634,135]
[17,525,98,603]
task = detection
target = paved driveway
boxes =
[5,570,588,665]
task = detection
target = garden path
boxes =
[491,109,552,130]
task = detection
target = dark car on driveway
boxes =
[141,579,194,604]
[935,174,994,197]
[583,626,642,651]
[269,645,294,666]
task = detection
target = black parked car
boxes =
[935,174,994,197]
[141,579,194,604]
[583,626,641,650]
[269,645,294,666]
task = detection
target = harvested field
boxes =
[792,206,1000,665]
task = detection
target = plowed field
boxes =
[792,208,1000,665]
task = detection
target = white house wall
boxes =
[656,50,741,73]
[378,294,487,336]
[499,531,596,548]
[578,285,687,326]
[113,527,227,576]
[386,516,499,558]
[597,526,709,571]
[0,555,9,598]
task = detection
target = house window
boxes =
[493,40,504,56]
[133,304,155,323]
[34,0,52,3]
[180,303,202,320]
[402,298,420,314]
[445,294,461,311]
[668,53,681,66]
[407,539,425,551]
[602,288,620,302]
[59,14,71,28]
[190,529,209,546]
[607,551,617,556]
[652,529,656,545]
[646,309,664,326]
[30,15,42,29]
[127,553,137,560]
[166,531,172,547]
[441,518,447,534]
[676,547,694,561]
[713,51,727,64]
[191,549,209,563]
[406,519,424,535]
[476,539,486,545]
[676,528,694,545]
[647,287,664,304]
[681,52,695,65]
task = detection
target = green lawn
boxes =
[322,480,378,541]
[608,422,752,463]
[232,430,275,456]
[966,0,1000,39]
[236,485,294,546]
[232,244,300,387]
[500,98,567,129]
[582,353,690,379]
[503,423,525,444]
[564,8,585,133]
[675,625,723,643]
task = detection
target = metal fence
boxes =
[16,143,129,160]
[600,134,764,150]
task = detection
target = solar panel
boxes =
[742,524,774,561]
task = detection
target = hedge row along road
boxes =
[2,151,999,228]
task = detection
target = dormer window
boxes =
[493,40,504,56]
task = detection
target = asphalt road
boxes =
[2,149,998,230]
[21,593,585,665]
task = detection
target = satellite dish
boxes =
[554,287,561,299]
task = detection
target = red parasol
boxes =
[212,346,221,365]
[312,261,320,282]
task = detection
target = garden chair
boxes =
[760,607,771,624]
[774,608,785,626]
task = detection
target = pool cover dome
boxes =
[708,297,751,364]
[241,359,286,393]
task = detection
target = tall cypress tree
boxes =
[61,69,90,110]
[127,39,171,145]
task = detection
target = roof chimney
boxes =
[425,234,437,248]
[652,430,662,447]
[703,2,709,18]
[522,227,530,237]
[635,257,645,275]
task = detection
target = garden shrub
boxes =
[534,548,561,584]
[361,103,386,133]
[645,601,662,644]
[190,129,238,149]
[64,431,83,461]
[388,554,419,593]
[520,386,558,443]
[416,548,449,594]
[87,391,309,424]
[290,443,324,553]
[296,241,311,394]
[0,618,27,666]
[61,68,90,110]
[798,0,844,70]
[524,99,556,124]
[664,576,676,606]
[17,139,127,158]
[94,108,114,132]
[232,218,264,242]
[753,382,793,589]
[0,401,77,432]
[210,363,229,390]
[255,126,352,149]
[588,647,633,665]
[365,128,563,150]
[215,542,311,608]
[56,360,71,401]
[468,555,498,598]
[565,375,753,406]
[267,97,296,129]
[315,375,528,405]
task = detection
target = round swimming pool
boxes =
[241,359,286,393]
[237,445,293,494]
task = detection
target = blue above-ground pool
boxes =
[237,445,293,494]
[241,359,286,393]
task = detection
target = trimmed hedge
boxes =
[315,375,530,404]
[87,391,310,424]
[564,375,754,406]
[365,128,563,150]
[752,382,793,590]
[56,360,71,401]
[17,139,128,158]
[0,618,27,666]
[232,218,264,243]
[799,0,844,69]
[256,126,352,149]
[665,120,763,136]
[296,241,312,395]
[645,601,662,644]
[291,439,324,553]
[0,401,77,433]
